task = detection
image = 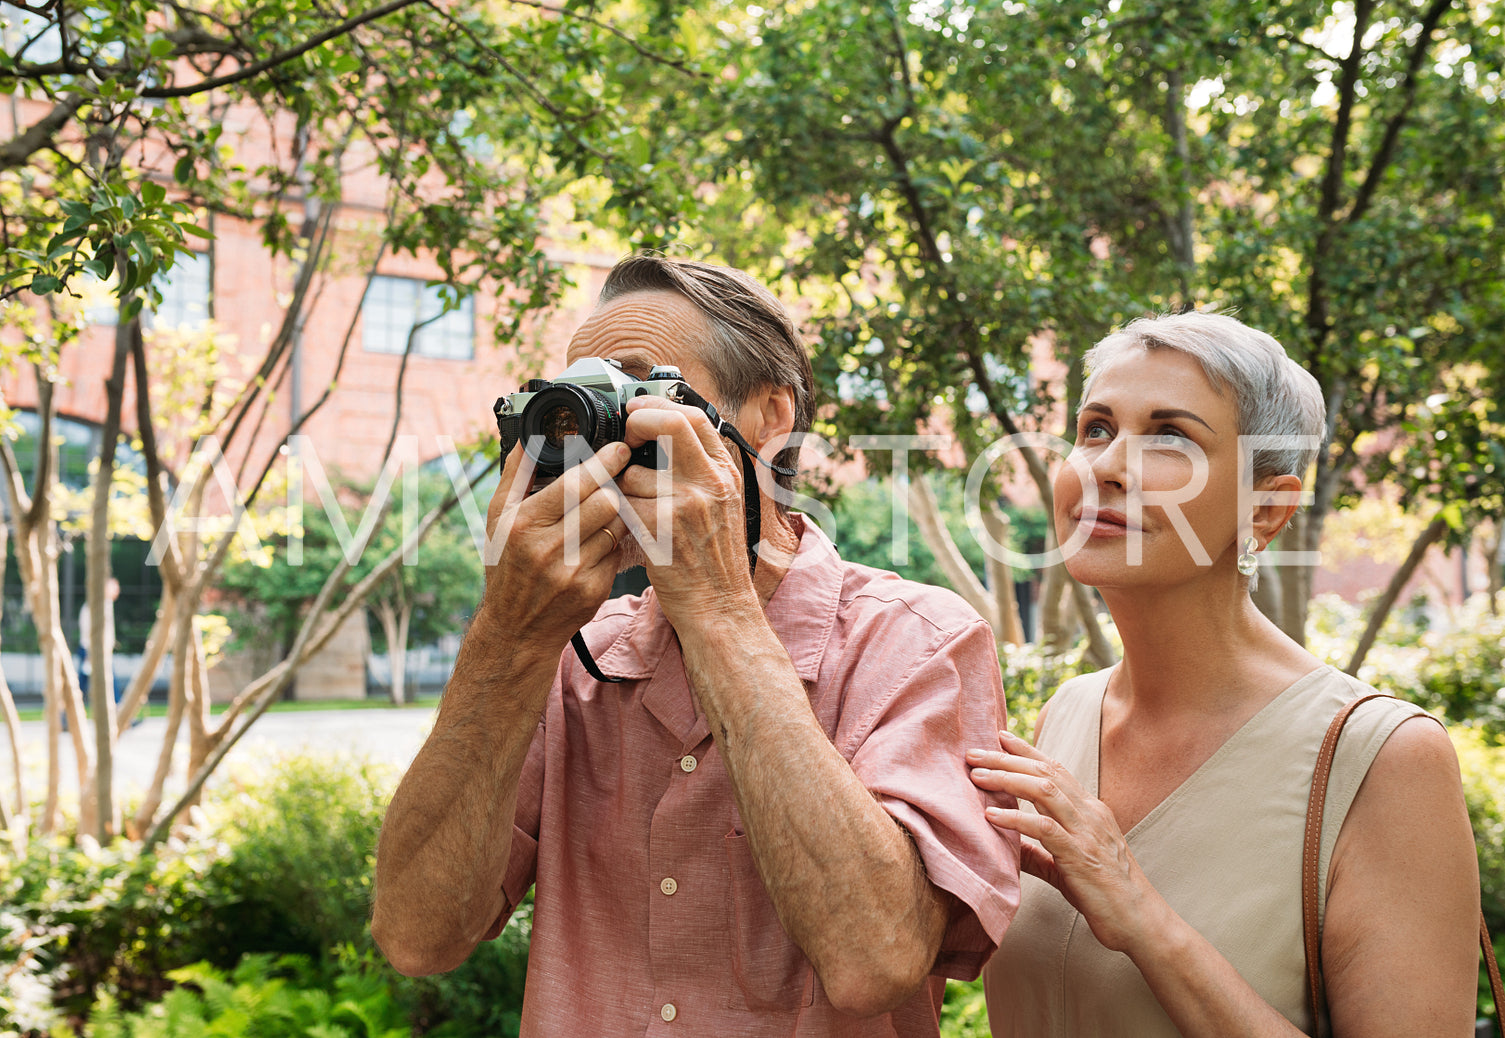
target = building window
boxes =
[362,276,474,360]
[149,250,212,330]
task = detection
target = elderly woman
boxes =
[970,312,1480,1036]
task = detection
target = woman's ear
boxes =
[1252,473,1304,546]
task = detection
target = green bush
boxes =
[0,830,235,1030]
[0,752,535,1038]
[1309,593,1505,741]
[1457,729,1505,936]
[199,753,396,960]
[939,977,990,1038]
[73,950,410,1038]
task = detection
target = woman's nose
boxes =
[1091,436,1130,491]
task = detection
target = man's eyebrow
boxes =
[1076,401,1216,433]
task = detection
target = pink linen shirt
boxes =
[489,517,1020,1036]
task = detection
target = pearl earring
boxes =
[1236,536,1259,576]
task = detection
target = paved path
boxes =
[2,706,439,803]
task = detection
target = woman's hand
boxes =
[967,730,1165,955]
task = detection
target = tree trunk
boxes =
[0,519,26,837]
[1037,555,1074,654]
[1272,510,1316,644]
[84,312,136,841]
[141,475,472,846]
[908,476,994,622]
[1163,65,1197,299]
[115,584,173,737]
[1345,512,1450,676]
[380,600,412,706]
[981,509,1025,646]
[1487,520,1503,615]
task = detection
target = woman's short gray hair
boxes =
[1083,310,1326,484]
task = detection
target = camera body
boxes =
[494,356,687,481]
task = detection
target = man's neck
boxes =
[751,508,803,607]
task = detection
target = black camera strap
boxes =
[570,389,796,684]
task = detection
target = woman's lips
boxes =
[1075,508,1140,538]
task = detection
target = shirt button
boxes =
[660,876,678,896]
[679,755,697,773]
[660,1003,677,1022]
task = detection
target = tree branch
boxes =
[142,456,483,848]
[0,95,87,172]
[497,0,707,79]
[1344,511,1450,675]
[419,1,609,161]
[140,0,427,99]
[1347,0,1453,225]
[1306,0,1375,348]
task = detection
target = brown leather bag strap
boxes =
[1302,693,1387,1028]
[1303,694,1505,1033]
[1485,914,1505,1024]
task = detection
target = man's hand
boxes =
[479,439,632,659]
[616,395,760,628]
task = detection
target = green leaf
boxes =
[30,275,61,294]
[149,36,174,59]
[174,155,195,184]
[142,180,167,207]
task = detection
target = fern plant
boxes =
[71,953,410,1038]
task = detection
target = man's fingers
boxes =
[625,396,732,466]
[488,445,530,524]
[525,442,630,519]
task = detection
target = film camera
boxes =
[493,357,689,481]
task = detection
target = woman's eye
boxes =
[1147,428,1189,446]
[1080,421,1111,441]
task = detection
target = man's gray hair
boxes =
[1083,310,1326,483]
[599,254,814,497]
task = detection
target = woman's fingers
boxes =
[969,732,1089,831]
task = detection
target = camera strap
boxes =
[570,387,797,685]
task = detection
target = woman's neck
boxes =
[1096,576,1315,718]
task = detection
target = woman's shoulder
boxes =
[1034,666,1114,745]
[1298,665,1434,732]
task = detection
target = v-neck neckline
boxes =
[1087,664,1333,840]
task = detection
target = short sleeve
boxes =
[846,618,1021,979]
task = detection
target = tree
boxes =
[1345,361,1505,672]
[217,473,484,705]
[654,0,1505,652]
[0,0,696,844]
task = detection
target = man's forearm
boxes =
[371,611,558,976]
[680,615,948,1017]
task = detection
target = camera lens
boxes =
[539,404,581,447]
[521,384,623,476]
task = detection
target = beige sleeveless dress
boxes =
[983,664,1429,1037]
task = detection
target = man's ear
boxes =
[744,383,796,460]
[1252,473,1303,546]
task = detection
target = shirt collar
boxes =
[592,514,845,686]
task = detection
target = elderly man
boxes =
[372,255,1019,1035]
